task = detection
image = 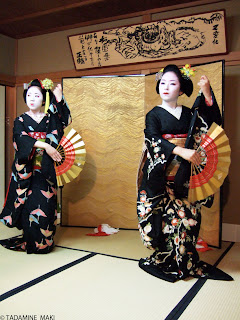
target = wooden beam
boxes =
[0,0,104,25]
[0,74,16,87]
[12,0,230,39]
[15,51,240,86]
[142,14,152,24]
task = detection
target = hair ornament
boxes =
[22,78,55,110]
[41,78,54,113]
[180,64,196,79]
[23,78,45,90]
[42,78,54,90]
[23,80,34,90]
[155,64,194,97]
[155,68,164,81]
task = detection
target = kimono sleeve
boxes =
[197,88,222,127]
[13,117,36,165]
[144,109,176,179]
[48,95,72,129]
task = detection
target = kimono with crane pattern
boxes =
[0,96,71,254]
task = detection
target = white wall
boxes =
[0,85,5,208]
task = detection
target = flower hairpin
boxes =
[41,79,54,113]
[155,68,164,81]
[42,78,54,90]
[23,78,54,113]
[155,64,196,82]
[180,64,196,79]
[23,78,47,90]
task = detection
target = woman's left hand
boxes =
[197,75,212,105]
[53,84,62,102]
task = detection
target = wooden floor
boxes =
[0,224,239,320]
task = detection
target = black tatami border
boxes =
[0,243,138,303]
[55,244,139,262]
[165,241,235,320]
[0,252,96,302]
[0,240,234,311]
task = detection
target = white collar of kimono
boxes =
[158,104,182,120]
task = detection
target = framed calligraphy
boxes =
[68,10,226,70]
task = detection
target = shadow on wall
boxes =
[62,152,97,204]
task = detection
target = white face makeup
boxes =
[26,86,43,112]
[159,71,181,103]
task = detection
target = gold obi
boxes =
[164,136,187,181]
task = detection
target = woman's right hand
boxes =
[45,144,62,162]
[173,146,201,166]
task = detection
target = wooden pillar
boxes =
[5,86,16,190]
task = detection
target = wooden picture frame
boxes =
[68,10,227,70]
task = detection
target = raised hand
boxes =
[53,84,63,103]
[197,75,212,105]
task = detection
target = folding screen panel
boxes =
[62,76,145,229]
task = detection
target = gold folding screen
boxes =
[62,76,145,229]
[62,60,223,247]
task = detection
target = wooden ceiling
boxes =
[0,0,226,39]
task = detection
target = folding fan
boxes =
[54,128,86,186]
[188,122,231,203]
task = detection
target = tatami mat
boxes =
[0,223,238,320]
[0,223,230,263]
[0,254,198,320]
[55,226,230,263]
[0,244,90,296]
[198,241,231,265]
[179,243,240,320]
[0,222,22,239]
[55,225,150,259]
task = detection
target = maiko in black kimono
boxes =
[0,96,71,254]
[137,89,232,281]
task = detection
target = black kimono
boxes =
[0,96,71,254]
[137,90,232,281]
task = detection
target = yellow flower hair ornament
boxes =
[42,78,54,90]
[155,64,196,82]
[180,64,197,79]
[41,78,54,113]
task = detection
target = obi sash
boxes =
[28,132,46,170]
[163,133,187,181]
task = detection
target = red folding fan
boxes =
[188,122,231,202]
[54,128,86,186]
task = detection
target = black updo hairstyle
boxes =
[23,78,54,105]
[156,64,193,97]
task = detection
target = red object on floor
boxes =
[86,224,116,236]
[86,231,110,236]
[196,237,212,252]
